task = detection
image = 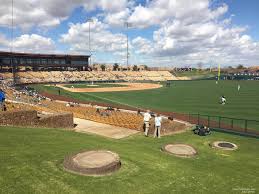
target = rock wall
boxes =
[0,110,74,129]
[37,113,74,129]
[0,110,38,126]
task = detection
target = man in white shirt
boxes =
[154,114,162,138]
[143,110,152,136]
[221,95,226,105]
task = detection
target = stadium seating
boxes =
[1,70,178,84]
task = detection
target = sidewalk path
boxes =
[74,118,139,139]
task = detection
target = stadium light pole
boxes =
[88,18,93,69]
[124,22,132,70]
[11,0,16,85]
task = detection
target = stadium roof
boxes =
[0,51,90,59]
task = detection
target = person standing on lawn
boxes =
[143,110,152,137]
[154,114,162,138]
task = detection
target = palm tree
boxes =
[101,64,106,71]
[113,63,119,71]
[133,65,138,71]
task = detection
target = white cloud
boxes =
[0,0,66,29]
[60,18,127,54]
[130,1,259,66]
[104,9,130,27]
[0,0,128,29]
[12,34,55,52]
[82,0,128,12]
[132,36,153,54]
[128,0,228,28]
[0,33,55,53]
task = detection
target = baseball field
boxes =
[1,80,258,194]
[32,80,259,121]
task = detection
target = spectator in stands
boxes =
[2,104,7,111]
[100,110,110,117]
[168,115,174,121]
[0,89,5,111]
[107,106,114,111]
[143,110,151,136]
[154,114,162,138]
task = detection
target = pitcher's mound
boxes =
[162,144,197,157]
[211,141,238,150]
[63,150,121,176]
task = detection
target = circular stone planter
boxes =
[162,144,197,158]
[63,150,121,176]
[211,141,238,151]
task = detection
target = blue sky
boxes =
[224,0,259,40]
[0,0,259,67]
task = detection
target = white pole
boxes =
[126,23,128,70]
[89,20,91,68]
[11,0,13,54]
[124,22,132,71]
[87,18,93,70]
[11,0,15,84]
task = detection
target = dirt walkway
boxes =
[74,118,139,139]
[57,83,162,92]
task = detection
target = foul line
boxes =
[84,92,142,110]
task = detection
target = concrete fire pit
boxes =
[211,141,238,151]
[63,150,121,176]
[162,144,197,158]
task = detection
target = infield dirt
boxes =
[56,83,162,92]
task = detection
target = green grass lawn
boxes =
[32,80,259,121]
[63,83,126,88]
[0,126,258,194]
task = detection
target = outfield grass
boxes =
[63,83,126,88]
[32,80,259,121]
[0,126,258,194]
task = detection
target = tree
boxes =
[113,63,119,71]
[197,62,204,70]
[237,64,244,69]
[100,64,106,71]
[143,65,148,70]
[133,65,138,71]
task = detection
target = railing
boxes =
[188,113,259,137]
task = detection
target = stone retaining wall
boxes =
[37,113,74,129]
[0,110,38,126]
[0,110,74,129]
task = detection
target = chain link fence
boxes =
[188,113,259,137]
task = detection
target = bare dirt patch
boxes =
[56,82,162,92]
[148,119,189,136]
